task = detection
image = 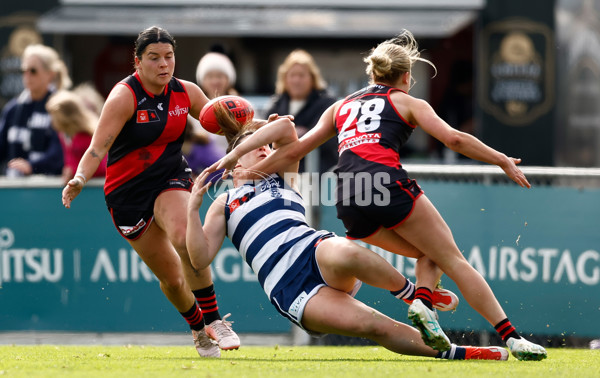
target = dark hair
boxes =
[134,26,176,59]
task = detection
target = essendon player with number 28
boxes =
[230,29,547,361]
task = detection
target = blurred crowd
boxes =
[0,42,473,181]
[0,44,106,183]
[0,43,331,181]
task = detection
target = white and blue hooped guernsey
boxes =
[224,173,333,328]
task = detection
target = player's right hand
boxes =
[62,179,83,208]
[189,169,212,210]
[203,151,240,180]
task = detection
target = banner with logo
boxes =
[1,179,599,338]
[0,185,289,333]
[478,0,556,165]
[323,180,600,338]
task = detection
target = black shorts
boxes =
[108,175,193,241]
[336,178,423,239]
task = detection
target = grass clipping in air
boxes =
[0,345,598,377]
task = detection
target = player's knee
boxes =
[169,226,187,252]
[320,238,369,271]
[160,274,187,293]
[342,243,368,267]
[443,257,474,278]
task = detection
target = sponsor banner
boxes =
[0,186,288,333]
[321,179,600,337]
[1,180,598,337]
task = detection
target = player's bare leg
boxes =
[155,190,240,350]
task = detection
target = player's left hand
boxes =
[500,157,531,188]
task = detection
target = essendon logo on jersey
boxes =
[136,109,160,123]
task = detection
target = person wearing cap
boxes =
[195,51,238,99]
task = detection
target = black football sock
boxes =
[436,345,466,359]
[414,287,434,310]
[495,318,521,341]
[180,303,204,331]
[193,284,222,325]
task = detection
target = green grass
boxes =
[0,346,598,378]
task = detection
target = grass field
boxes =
[1,345,599,378]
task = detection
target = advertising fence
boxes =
[1,166,599,339]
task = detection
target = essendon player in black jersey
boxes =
[218,30,546,361]
[335,83,418,208]
[103,72,190,212]
[61,26,239,357]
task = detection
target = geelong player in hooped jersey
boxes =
[225,30,547,361]
[187,103,510,361]
[61,26,238,358]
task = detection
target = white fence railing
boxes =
[2,165,600,188]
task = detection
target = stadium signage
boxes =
[361,243,600,286]
[2,238,596,287]
[0,181,598,336]
[0,232,257,285]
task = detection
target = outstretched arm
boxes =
[204,116,300,179]
[203,102,338,179]
[410,98,531,188]
[186,170,227,270]
[62,84,134,208]
[246,102,339,175]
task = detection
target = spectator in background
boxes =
[264,49,337,173]
[46,87,107,184]
[72,81,105,117]
[183,50,237,177]
[195,51,238,99]
[0,44,71,177]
